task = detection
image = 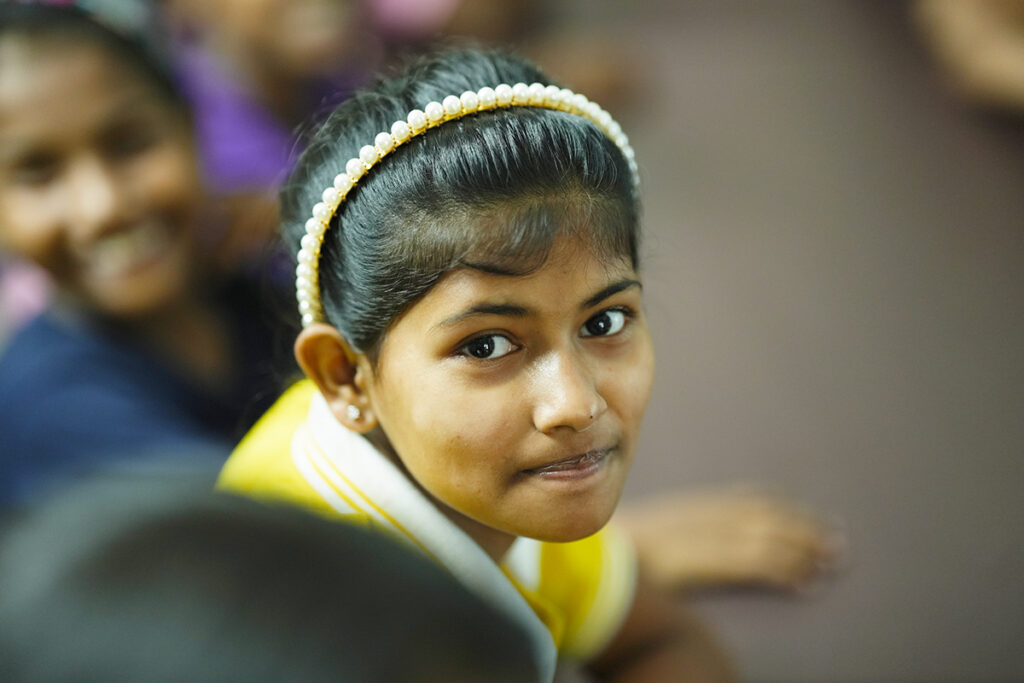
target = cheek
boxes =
[0,188,65,269]
[384,374,523,481]
[130,144,201,218]
[609,340,656,425]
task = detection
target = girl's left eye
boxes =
[580,309,628,337]
[459,334,516,360]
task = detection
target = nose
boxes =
[66,154,123,240]
[531,349,608,433]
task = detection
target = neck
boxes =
[138,294,233,389]
[438,505,518,564]
[65,288,234,391]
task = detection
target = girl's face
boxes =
[0,39,201,317]
[362,232,655,547]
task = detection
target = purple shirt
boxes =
[172,42,359,193]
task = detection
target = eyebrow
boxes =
[436,278,642,329]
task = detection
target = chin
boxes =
[84,259,193,318]
[516,502,618,544]
[87,275,187,319]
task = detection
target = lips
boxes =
[80,219,174,280]
[523,447,613,480]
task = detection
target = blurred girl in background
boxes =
[0,3,294,504]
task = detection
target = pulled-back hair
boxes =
[282,48,640,356]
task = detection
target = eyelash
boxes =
[455,306,636,361]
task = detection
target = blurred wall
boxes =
[552,1,1024,681]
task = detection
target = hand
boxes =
[616,487,844,593]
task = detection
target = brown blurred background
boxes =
[545,1,1024,681]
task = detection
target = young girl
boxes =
[218,48,734,680]
[0,4,294,503]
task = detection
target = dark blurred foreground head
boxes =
[0,473,537,682]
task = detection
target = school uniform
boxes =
[218,380,638,681]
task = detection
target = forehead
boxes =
[407,235,637,322]
[0,38,171,145]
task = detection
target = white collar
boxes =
[294,392,557,681]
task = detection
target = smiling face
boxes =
[0,37,201,317]
[358,232,655,551]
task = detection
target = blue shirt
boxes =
[0,279,296,505]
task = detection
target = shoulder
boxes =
[0,314,120,416]
[0,313,229,502]
[0,313,189,416]
[217,380,336,517]
[508,524,638,662]
[0,313,94,380]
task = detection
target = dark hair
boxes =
[282,47,640,356]
[0,472,538,682]
[0,3,186,115]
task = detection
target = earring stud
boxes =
[346,404,361,421]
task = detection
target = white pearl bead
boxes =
[571,93,588,111]
[305,217,321,235]
[375,132,394,152]
[359,144,378,165]
[333,173,353,192]
[408,109,427,131]
[296,263,313,279]
[391,120,411,141]
[424,101,444,124]
[322,187,340,205]
[527,83,545,105]
[558,88,574,110]
[459,90,478,112]
[297,249,314,265]
[312,202,330,220]
[477,87,496,108]
[543,85,560,106]
[495,84,513,106]
[511,82,529,105]
[300,234,317,251]
[299,300,313,314]
[297,289,313,303]
[345,158,364,179]
[301,313,315,327]
[442,95,462,117]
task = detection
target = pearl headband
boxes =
[295,82,639,328]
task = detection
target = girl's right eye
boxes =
[459,334,516,360]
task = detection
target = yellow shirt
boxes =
[219,380,636,667]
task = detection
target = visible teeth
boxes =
[88,221,170,278]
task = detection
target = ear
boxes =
[294,323,377,433]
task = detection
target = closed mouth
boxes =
[523,447,613,479]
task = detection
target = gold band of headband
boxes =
[295,82,638,328]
